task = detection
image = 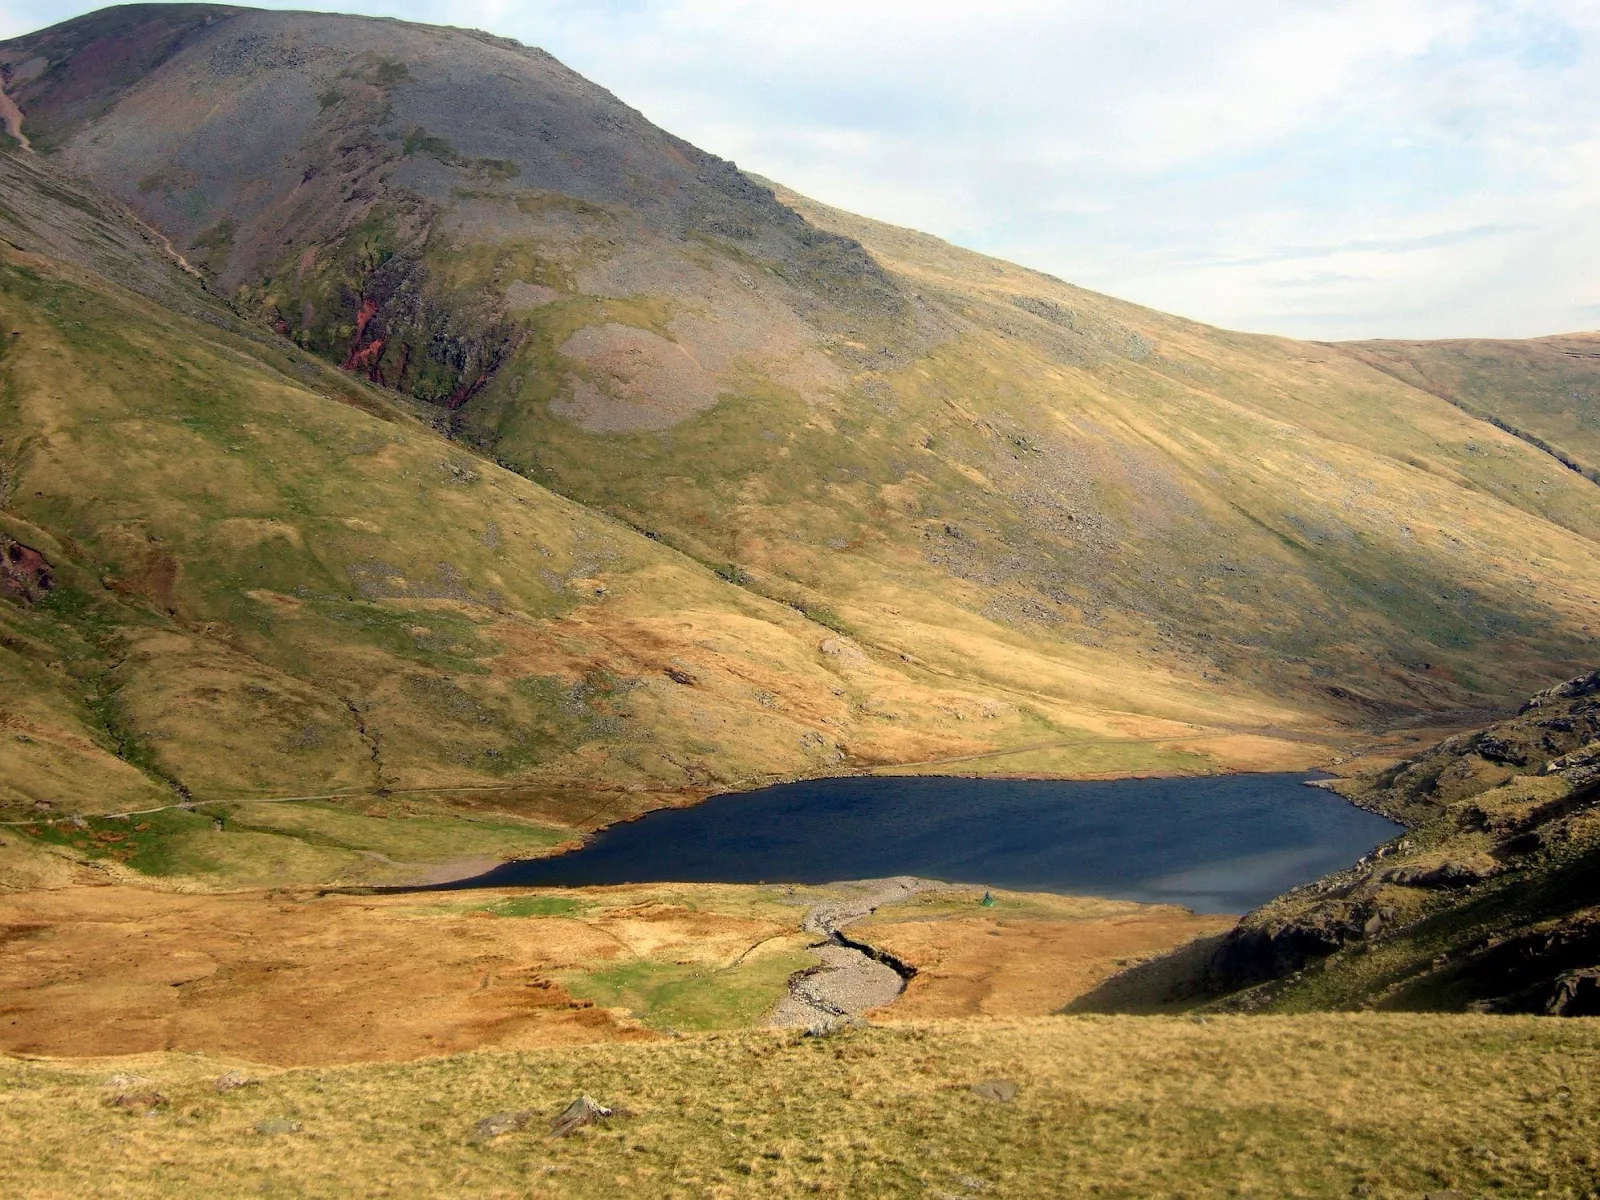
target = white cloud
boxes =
[4,0,1599,337]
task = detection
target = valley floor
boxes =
[5,875,1597,1197]
[3,1014,1596,1198]
[0,881,1226,1062]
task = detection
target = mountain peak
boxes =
[1,4,1598,825]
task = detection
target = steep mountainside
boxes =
[1077,671,1600,1015]
[5,6,1599,735]
[1,6,1599,885]
[0,118,1303,888]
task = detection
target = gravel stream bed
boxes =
[766,877,936,1030]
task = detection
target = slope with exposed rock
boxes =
[1,6,1599,887]
[1077,670,1600,1015]
[5,6,1600,737]
[0,98,1304,889]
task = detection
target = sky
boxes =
[3,0,1598,340]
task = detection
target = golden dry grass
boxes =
[0,880,1227,1062]
[857,889,1236,1020]
[0,882,811,1063]
[3,1014,1597,1198]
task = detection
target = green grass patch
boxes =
[563,942,817,1032]
[480,894,587,918]
[215,800,567,865]
[15,800,569,885]
[18,807,217,876]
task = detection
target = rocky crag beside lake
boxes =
[432,773,1403,914]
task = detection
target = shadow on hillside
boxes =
[1063,932,1228,1014]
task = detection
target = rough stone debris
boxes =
[771,943,905,1028]
[766,877,933,1029]
[104,1088,168,1113]
[1190,670,1600,1008]
[802,1015,865,1038]
[550,1094,621,1138]
[1544,739,1600,790]
[100,1073,168,1113]
[1546,969,1600,1016]
[817,636,867,662]
[0,537,54,603]
[1520,671,1600,712]
[1475,733,1528,766]
[1379,860,1490,889]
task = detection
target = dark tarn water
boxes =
[429,773,1402,914]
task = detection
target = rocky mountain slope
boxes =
[6,145,1257,884]
[1078,670,1600,1015]
[0,6,1598,884]
[7,5,1599,720]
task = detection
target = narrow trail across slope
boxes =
[1332,342,1600,491]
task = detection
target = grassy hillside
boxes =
[0,145,1330,887]
[4,4,1598,742]
[4,1016,1598,1198]
[4,13,1600,1198]
[2,5,1599,890]
[1338,335,1600,483]
[766,188,1600,711]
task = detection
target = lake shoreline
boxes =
[392,772,1404,915]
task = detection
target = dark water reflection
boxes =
[432,773,1402,914]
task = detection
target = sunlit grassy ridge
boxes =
[1340,335,1600,483]
[445,170,1600,723]
[754,187,1600,705]
[11,800,567,886]
[4,1016,1598,1198]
